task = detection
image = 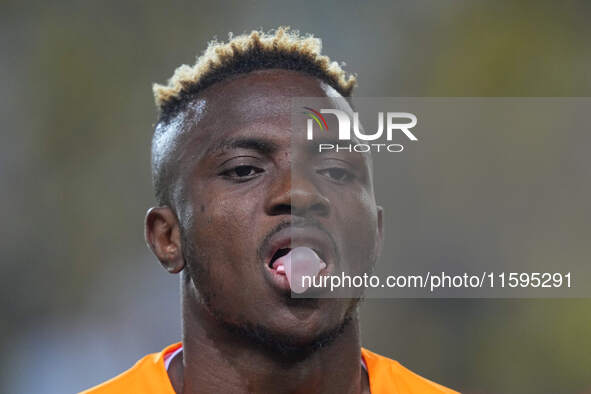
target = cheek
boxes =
[196,199,253,258]
[196,179,264,227]
[188,190,277,323]
[339,190,379,271]
[341,188,377,229]
[190,188,264,282]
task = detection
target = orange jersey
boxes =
[81,343,458,393]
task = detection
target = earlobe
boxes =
[145,207,185,274]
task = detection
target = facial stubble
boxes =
[179,224,360,360]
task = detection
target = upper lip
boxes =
[263,226,336,269]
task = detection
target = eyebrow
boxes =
[207,136,280,157]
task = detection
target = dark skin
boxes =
[145,69,383,393]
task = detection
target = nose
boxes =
[265,169,330,218]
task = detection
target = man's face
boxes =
[172,69,382,348]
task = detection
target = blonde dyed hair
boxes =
[152,27,357,122]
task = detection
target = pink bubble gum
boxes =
[284,246,326,294]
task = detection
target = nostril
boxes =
[269,203,291,216]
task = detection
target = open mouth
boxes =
[263,227,335,291]
[266,246,329,294]
[269,248,290,268]
[268,246,327,272]
[269,247,291,274]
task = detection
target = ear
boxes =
[144,207,184,273]
[375,205,384,258]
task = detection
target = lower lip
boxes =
[264,264,291,293]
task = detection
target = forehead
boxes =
[193,69,344,141]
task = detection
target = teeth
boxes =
[276,264,285,274]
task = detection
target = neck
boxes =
[170,291,368,393]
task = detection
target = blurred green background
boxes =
[1,1,590,393]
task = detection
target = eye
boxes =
[318,167,355,183]
[220,165,264,180]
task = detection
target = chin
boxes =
[243,314,353,359]
[221,302,356,359]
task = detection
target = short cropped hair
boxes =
[151,27,357,206]
[152,26,357,124]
